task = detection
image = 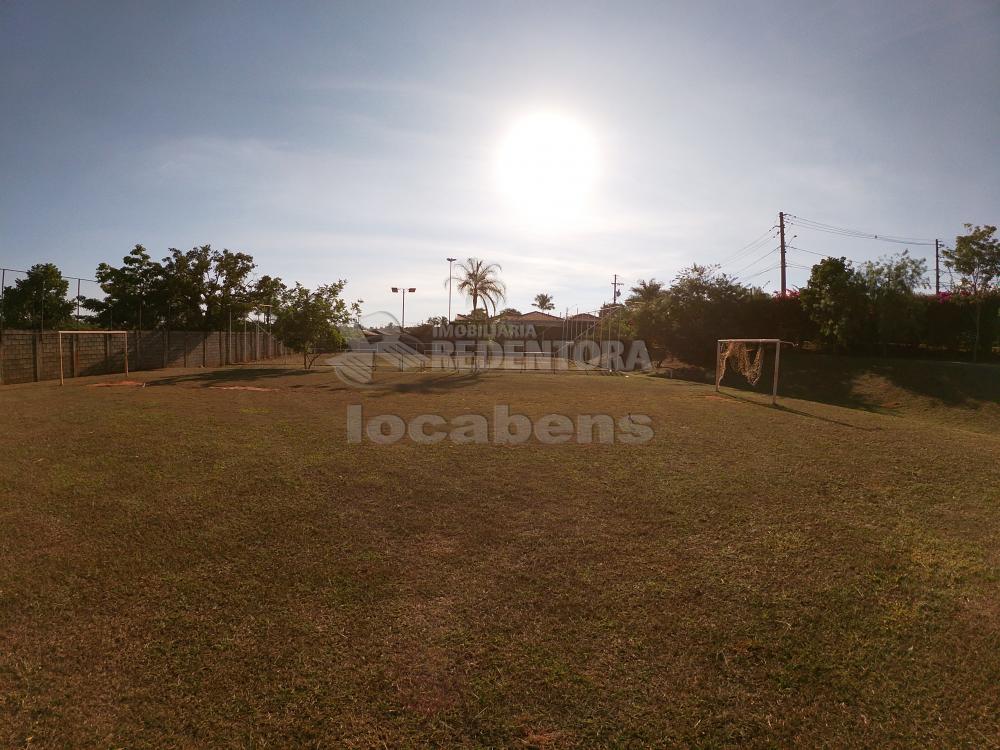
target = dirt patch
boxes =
[703,394,746,403]
[88,380,146,388]
[209,385,277,392]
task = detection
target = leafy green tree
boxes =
[252,274,287,325]
[160,245,214,328]
[532,293,555,311]
[204,248,257,329]
[87,245,166,328]
[273,281,361,369]
[799,257,869,350]
[859,251,928,354]
[449,258,506,315]
[497,307,523,318]
[1,263,75,329]
[627,278,665,305]
[628,265,760,363]
[87,244,283,331]
[943,224,1000,361]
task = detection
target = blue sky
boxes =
[1,0,998,321]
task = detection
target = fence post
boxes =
[33,332,41,382]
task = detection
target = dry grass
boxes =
[1,365,999,747]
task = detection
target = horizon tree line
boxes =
[2,224,996,361]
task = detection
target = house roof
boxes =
[503,310,563,322]
[451,310,601,324]
[454,310,563,323]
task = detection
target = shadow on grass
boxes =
[146,367,323,388]
[368,372,484,397]
[866,359,1000,406]
[720,391,880,431]
[665,351,1000,416]
[650,364,710,383]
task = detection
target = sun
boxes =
[495,112,600,232]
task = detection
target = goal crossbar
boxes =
[58,330,130,386]
[715,338,794,405]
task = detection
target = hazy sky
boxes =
[2,0,998,321]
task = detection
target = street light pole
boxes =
[391,287,416,329]
[446,257,457,322]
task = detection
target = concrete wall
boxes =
[0,329,286,385]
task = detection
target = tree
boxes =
[159,245,214,329]
[533,293,555,311]
[449,258,506,315]
[628,264,759,364]
[859,251,928,354]
[273,281,361,369]
[943,224,1000,361]
[0,263,75,329]
[627,278,665,305]
[87,245,166,328]
[497,307,523,318]
[658,265,759,362]
[87,244,281,331]
[799,257,869,350]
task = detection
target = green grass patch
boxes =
[1,365,998,746]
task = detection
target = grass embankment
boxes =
[677,351,1000,435]
[1,366,998,746]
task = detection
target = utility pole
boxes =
[446,257,457,322]
[779,211,787,297]
[935,239,940,295]
[611,274,623,306]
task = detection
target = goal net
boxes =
[715,339,788,404]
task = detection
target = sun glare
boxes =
[495,112,600,232]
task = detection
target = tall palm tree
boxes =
[532,292,555,311]
[627,278,665,305]
[447,258,506,315]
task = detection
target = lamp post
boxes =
[391,287,416,330]
[259,304,273,333]
[446,257,457,322]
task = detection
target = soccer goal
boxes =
[715,339,790,405]
[58,330,130,385]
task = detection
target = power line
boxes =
[717,226,779,266]
[0,267,98,283]
[730,247,779,276]
[787,244,836,259]
[784,214,937,246]
[740,264,780,282]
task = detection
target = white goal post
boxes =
[716,338,791,405]
[58,330,130,386]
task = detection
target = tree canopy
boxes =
[448,258,506,315]
[532,293,555,311]
[0,263,76,329]
[273,281,361,369]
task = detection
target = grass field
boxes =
[2,364,999,747]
